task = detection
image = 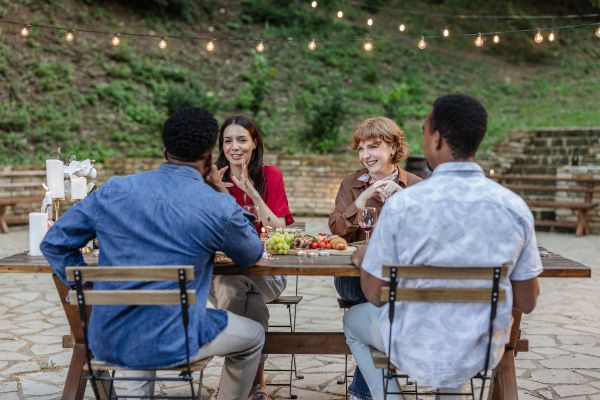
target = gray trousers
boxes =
[344,303,469,400]
[125,311,264,400]
[209,275,286,331]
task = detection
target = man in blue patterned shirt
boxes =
[41,107,265,399]
[344,94,542,399]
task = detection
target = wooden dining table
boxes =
[0,248,591,400]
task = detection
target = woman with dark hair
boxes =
[210,115,294,400]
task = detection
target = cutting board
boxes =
[273,246,357,256]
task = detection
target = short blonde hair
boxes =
[351,117,408,164]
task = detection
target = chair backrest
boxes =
[380,263,509,396]
[380,264,508,303]
[66,265,198,396]
[65,266,196,305]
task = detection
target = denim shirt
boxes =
[41,163,263,369]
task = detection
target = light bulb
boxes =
[493,34,500,43]
[534,30,543,43]
[443,28,449,37]
[337,10,343,18]
[20,25,30,37]
[363,40,373,52]
[65,30,74,42]
[206,40,215,52]
[311,1,317,8]
[111,34,121,46]
[475,33,484,47]
[367,18,373,26]
[548,31,555,42]
[418,36,426,50]
[595,25,600,38]
[308,38,317,51]
[256,41,265,52]
[158,37,168,49]
[399,24,405,32]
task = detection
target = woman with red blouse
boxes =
[211,115,294,400]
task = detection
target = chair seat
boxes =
[370,347,395,370]
[337,298,360,309]
[87,357,213,372]
[268,295,303,305]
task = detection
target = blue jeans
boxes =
[334,277,372,400]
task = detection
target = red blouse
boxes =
[228,165,294,232]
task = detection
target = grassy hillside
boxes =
[1,0,599,164]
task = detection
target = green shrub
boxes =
[163,82,221,115]
[237,54,276,116]
[299,89,347,153]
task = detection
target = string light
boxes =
[443,28,450,37]
[20,25,30,37]
[256,40,265,52]
[363,39,373,52]
[111,34,121,46]
[534,29,544,43]
[367,18,373,26]
[417,36,426,49]
[311,1,317,8]
[548,30,556,42]
[158,37,168,49]
[206,39,215,52]
[308,38,317,51]
[399,23,406,32]
[337,10,343,18]
[65,29,75,42]
[493,34,500,43]
[474,33,484,47]
[595,25,600,37]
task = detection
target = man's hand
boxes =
[206,165,231,193]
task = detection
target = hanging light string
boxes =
[1,18,598,48]
[344,0,600,20]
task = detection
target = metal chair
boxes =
[265,275,304,399]
[376,264,508,400]
[67,265,211,399]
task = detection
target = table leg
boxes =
[53,275,89,400]
[489,308,522,400]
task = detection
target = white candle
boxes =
[46,160,65,199]
[29,212,48,256]
[70,176,87,200]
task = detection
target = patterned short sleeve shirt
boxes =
[362,162,543,388]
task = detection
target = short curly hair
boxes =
[351,117,408,164]
[431,94,487,158]
[162,107,219,162]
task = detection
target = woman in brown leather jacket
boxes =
[328,117,421,399]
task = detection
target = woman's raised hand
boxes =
[231,162,260,199]
[354,180,388,209]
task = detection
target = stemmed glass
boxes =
[243,205,271,258]
[358,207,378,243]
[243,205,259,227]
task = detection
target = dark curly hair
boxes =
[431,94,487,159]
[162,107,219,162]
[216,115,266,197]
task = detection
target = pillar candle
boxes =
[70,176,87,200]
[29,212,48,256]
[46,160,65,199]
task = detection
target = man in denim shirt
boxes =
[41,107,265,399]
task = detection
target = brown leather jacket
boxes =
[328,168,422,243]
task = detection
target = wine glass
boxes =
[358,207,378,243]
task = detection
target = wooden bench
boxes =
[0,169,46,233]
[491,174,600,235]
